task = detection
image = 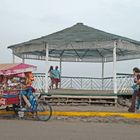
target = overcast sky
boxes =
[0,0,140,77]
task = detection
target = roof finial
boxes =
[76,22,84,25]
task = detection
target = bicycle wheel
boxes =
[36,101,52,121]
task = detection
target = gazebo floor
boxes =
[48,88,132,96]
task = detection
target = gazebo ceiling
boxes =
[8,23,140,63]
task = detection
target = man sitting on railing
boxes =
[52,66,60,89]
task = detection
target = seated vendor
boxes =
[20,72,36,109]
[25,71,35,86]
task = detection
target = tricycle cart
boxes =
[0,63,52,121]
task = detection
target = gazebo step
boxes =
[44,95,118,106]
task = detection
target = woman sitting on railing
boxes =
[48,66,54,89]
[128,67,140,112]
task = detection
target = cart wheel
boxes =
[36,101,52,121]
[12,104,20,115]
[5,106,10,111]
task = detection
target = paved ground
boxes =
[1,103,140,140]
[0,119,140,140]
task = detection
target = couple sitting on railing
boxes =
[48,66,60,89]
[128,67,140,112]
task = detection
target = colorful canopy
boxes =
[0,63,37,75]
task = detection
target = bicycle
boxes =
[12,87,52,121]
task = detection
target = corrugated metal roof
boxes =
[7,23,140,62]
[8,23,140,48]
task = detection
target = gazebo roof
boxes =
[8,23,140,63]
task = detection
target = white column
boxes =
[45,43,49,93]
[12,52,15,63]
[102,61,104,90]
[59,57,62,88]
[113,41,117,94]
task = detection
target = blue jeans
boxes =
[21,88,37,109]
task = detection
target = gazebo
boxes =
[8,23,140,94]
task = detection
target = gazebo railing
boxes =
[117,73,133,94]
[60,76,113,90]
[33,73,133,94]
[33,73,46,90]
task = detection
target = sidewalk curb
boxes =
[0,110,140,119]
[52,112,140,119]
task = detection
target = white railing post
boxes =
[70,78,73,88]
[102,61,104,90]
[60,57,62,88]
[81,78,83,88]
